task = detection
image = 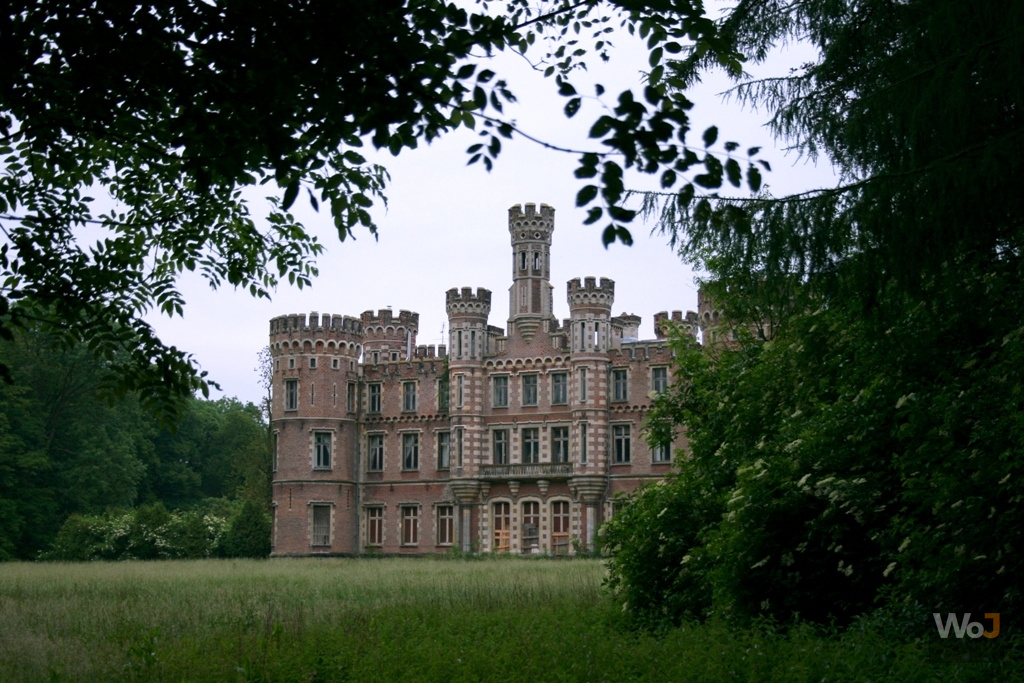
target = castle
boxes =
[268,203,716,555]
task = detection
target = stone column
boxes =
[570,475,607,552]
[450,479,482,553]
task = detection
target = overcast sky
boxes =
[144,25,833,407]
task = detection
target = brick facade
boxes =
[269,203,712,556]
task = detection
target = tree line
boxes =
[0,325,271,560]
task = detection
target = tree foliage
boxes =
[1,0,760,419]
[0,324,270,558]
[604,0,1024,630]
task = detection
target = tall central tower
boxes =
[507,202,555,341]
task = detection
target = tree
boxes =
[1,0,756,421]
[604,0,1024,629]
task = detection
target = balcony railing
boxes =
[478,462,574,479]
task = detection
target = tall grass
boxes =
[0,558,1015,681]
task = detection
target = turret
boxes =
[654,310,700,340]
[696,288,723,345]
[446,287,491,362]
[360,308,419,363]
[567,277,614,353]
[269,311,364,368]
[508,202,556,341]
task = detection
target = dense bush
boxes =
[221,499,272,559]
[602,262,1024,629]
[43,503,232,561]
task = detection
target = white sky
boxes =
[145,25,833,407]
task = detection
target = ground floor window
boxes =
[612,424,631,464]
[401,506,419,546]
[366,507,383,546]
[436,505,454,546]
[493,501,511,552]
[551,500,570,555]
[311,504,331,546]
[522,501,540,551]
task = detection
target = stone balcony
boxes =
[477,462,574,480]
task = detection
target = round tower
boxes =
[446,287,492,363]
[567,277,615,353]
[268,311,364,555]
[508,202,555,340]
[696,287,723,345]
[360,309,419,363]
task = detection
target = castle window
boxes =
[470,330,476,358]
[551,426,569,463]
[437,432,451,470]
[288,357,296,369]
[402,433,419,470]
[402,381,417,412]
[551,500,570,555]
[401,506,419,546]
[580,423,588,463]
[457,331,462,359]
[311,504,331,547]
[613,368,628,402]
[332,357,340,370]
[520,251,527,271]
[579,322,586,351]
[367,434,384,472]
[285,379,298,411]
[314,432,332,469]
[437,505,454,546]
[492,429,509,465]
[579,368,587,402]
[456,375,464,408]
[533,251,540,271]
[347,382,356,412]
[372,351,379,364]
[366,507,383,547]
[368,383,381,413]
[390,351,398,362]
[456,428,464,467]
[653,441,672,463]
[522,428,539,464]
[493,376,509,408]
[613,425,631,464]
[493,502,511,552]
[332,383,337,407]
[522,501,540,552]
[522,374,538,406]
[437,378,449,412]
[272,431,279,472]
[309,357,317,369]
[652,367,668,394]
[551,373,567,405]
[275,359,279,372]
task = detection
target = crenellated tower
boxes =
[567,277,615,353]
[508,202,556,341]
[446,287,491,363]
[268,311,365,555]
[360,309,419,364]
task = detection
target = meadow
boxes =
[0,557,1015,682]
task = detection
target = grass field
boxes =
[0,557,1015,682]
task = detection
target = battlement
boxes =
[508,203,555,235]
[612,313,642,340]
[446,287,492,318]
[269,312,363,336]
[567,277,615,311]
[654,310,700,339]
[360,308,419,330]
[414,344,447,359]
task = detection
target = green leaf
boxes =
[702,126,718,148]
[576,185,598,207]
[747,165,762,193]
[725,158,742,188]
[564,97,582,118]
[282,179,299,211]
